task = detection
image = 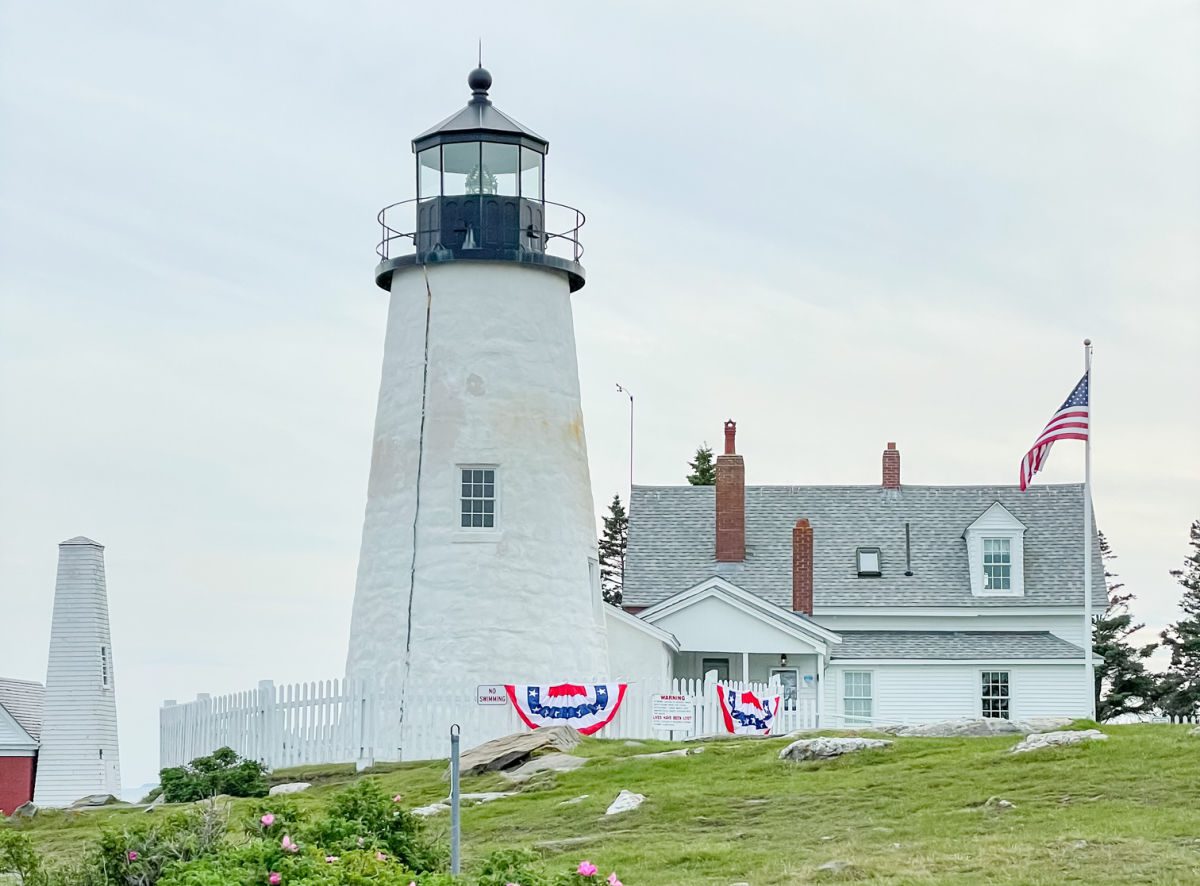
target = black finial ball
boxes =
[468,67,492,92]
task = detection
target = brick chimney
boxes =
[715,420,745,562]
[882,442,901,490]
[792,518,813,615]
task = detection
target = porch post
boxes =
[815,654,826,729]
[741,651,750,683]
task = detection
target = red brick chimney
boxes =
[882,442,901,490]
[792,518,813,615]
[715,420,745,562]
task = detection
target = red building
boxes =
[0,679,43,815]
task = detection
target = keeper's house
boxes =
[617,422,1104,727]
[0,679,43,815]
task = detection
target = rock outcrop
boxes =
[779,737,892,762]
[1010,729,1107,753]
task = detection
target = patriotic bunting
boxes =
[505,683,628,736]
[716,683,781,735]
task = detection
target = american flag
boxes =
[1019,373,1089,491]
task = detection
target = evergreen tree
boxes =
[687,444,717,486]
[1159,519,1200,720]
[598,494,629,607]
[1092,532,1158,721]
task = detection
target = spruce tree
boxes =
[687,444,717,486]
[1092,532,1158,721]
[598,494,629,607]
[1159,519,1200,720]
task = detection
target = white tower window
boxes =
[100,645,111,688]
[459,467,497,528]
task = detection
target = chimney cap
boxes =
[794,518,811,528]
[886,442,897,450]
[723,420,737,455]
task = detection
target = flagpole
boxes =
[1082,338,1095,720]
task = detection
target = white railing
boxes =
[160,676,817,771]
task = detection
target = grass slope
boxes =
[8,724,1200,884]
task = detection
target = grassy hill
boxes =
[6,724,1199,884]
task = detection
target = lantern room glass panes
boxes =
[442,142,481,195]
[520,147,543,200]
[418,148,440,200]
[482,142,519,196]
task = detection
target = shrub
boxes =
[159,747,269,803]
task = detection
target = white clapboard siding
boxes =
[33,538,122,807]
[160,676,817,770]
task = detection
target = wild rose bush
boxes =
[0,781,628,886]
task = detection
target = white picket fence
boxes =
[160,676,817,770]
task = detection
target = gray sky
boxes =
[1,1,1197,790]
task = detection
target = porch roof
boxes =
[830,630,1084,661]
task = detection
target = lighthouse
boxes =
[33,538,121,806]
[345,68,609,709]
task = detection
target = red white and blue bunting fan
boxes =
[505,683,628,736]
[716,683,781,735]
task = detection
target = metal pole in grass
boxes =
[450,723,461,874]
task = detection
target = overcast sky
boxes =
[1,1,1197,790]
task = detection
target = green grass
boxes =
[7,724,1200,884]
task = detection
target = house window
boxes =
[856,547,882,577]
[459,467,496,528]
[843,671,873,724]
[100,646,111,688]
[981,671,1010,719]
[982,538,1011,590]
[702,658,730,682]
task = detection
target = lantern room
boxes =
[375,67,585,292]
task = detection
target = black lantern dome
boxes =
[374,68,585,292]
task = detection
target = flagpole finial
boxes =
[1083,338,1092,347]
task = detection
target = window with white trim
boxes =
[981,670,1010,719]
[100,645,111,688]
[459,467,496,529]
[843,671,873,724]
[982,538,1012,591]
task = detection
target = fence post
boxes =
[256,680,276,769]
[449,725,461,874]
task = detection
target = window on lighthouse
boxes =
[460,468,496,528]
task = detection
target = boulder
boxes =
[1010,729,1107,754]
[882,717,1072,738]
[779,737,892,762]
[69,794,120,808]
[983,796,1016,810]
[604,789,646,815]
[629,747,705,761]
[816,860,854,874]
[411,802,450,817]
[502,752,587,782]
[1189,725,1200,737]
[268,782,312,796]
[455,726,582,777]
[10,801,37,819]
[450,791,517,805]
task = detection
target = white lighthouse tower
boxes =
[345,69,609,715]
[33,537,121,806]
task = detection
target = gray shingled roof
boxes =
[0,678,44,741]
[831,631,1085,660]
[624,484,1106,609]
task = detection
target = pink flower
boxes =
[325,855,339,863]
[577,860,598,877]
[126,851,138,862]
[260,813,276,827]
[376,851,388,861]
[268,874,282,886]
[607,874,623,886]
[392,794,403,803]
[281,835,299,854]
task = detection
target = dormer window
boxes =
[965,503,1026,597]
[856,547,882,577]
[982,539,1012,590]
